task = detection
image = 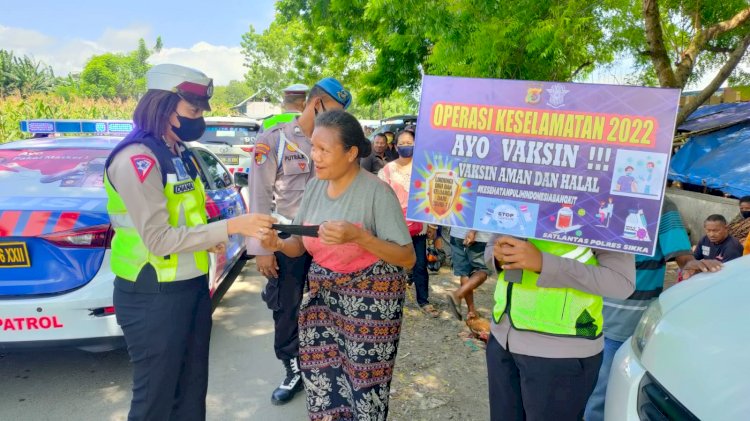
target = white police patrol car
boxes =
[0,120,249,352]
[198,116,260,208]
[199,117,259,173]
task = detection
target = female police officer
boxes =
[104,63,275,421]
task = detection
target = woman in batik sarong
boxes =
[258,109,416,420]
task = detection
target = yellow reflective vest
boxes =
[104,136,209,283]
[493,239,602,339]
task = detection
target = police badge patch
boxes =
[254,143,271,166]
[172,158,190,181]
[130,154,155,183]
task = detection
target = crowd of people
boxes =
[105,63,739,421]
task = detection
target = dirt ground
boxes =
[389,265,495,421]
[388,261,680,421]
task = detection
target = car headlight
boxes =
[632,299,663,358]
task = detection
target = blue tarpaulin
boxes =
[669,122,750,198]
[677,102,750,132]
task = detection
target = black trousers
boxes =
[261,247,312,361]
[113,275,212,421]
[411,234,430,306]
[486,334,602,421]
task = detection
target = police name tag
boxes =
[174,181,195,194]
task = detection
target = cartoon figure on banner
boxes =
[615,166,638,193]
[610,150,667,199]
[597,197,615,227]
[642,161,655,194]
[623,208,651,242]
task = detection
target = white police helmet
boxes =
[146,63,214,111]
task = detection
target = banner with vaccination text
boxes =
[406,76,681,256]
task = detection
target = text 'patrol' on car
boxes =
[0,120,249,352]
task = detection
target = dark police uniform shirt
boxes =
[246,119,314,256]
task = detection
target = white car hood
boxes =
[641,257,750,420]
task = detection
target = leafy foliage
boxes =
[273,0,618,104]
[0,93,232,144]
[265,0,750,125]
[79,38,151,99]
[0,94,136,143]
[614,0,750,88]
[212,80,254,108]
[0,50,56,98]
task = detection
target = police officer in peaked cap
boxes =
[105,63,275,421]
[261,83,311,131]
[247,77,351,405]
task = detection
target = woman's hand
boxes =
[258,229,284,252]
[492,236,542,273]
[228,213,277,238]
[319,221,363,245]
[207,242,226,254]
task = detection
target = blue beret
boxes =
[314,77,351,109]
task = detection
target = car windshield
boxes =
[199,125,257,146]
[0,147,110,199]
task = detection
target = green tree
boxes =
[241,21,312,96]
[80,53,123,98]
[270,0,750,126]
[631,0,750,124]
[240,18,410,117]
[0,50,16,97]
[0,50,56,98]
[79,38,153,99]
[348,89,419,120]
[212,80,254,108]
[275,0,617,104]
[54,73,83,99]
[154,36,164,53]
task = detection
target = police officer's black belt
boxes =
[272,224,319,237]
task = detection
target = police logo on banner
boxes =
[546,84,570,109]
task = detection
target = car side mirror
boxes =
[233,172,248,187]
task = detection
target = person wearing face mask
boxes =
[379,128,440,317]
[247,77,351,405]
[383,130,400,162]
[615,165,638,193]
[727,196,750,247]
[104,63,275,421]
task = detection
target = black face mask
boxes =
[742,210,750,219]
[171,113,206,141]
